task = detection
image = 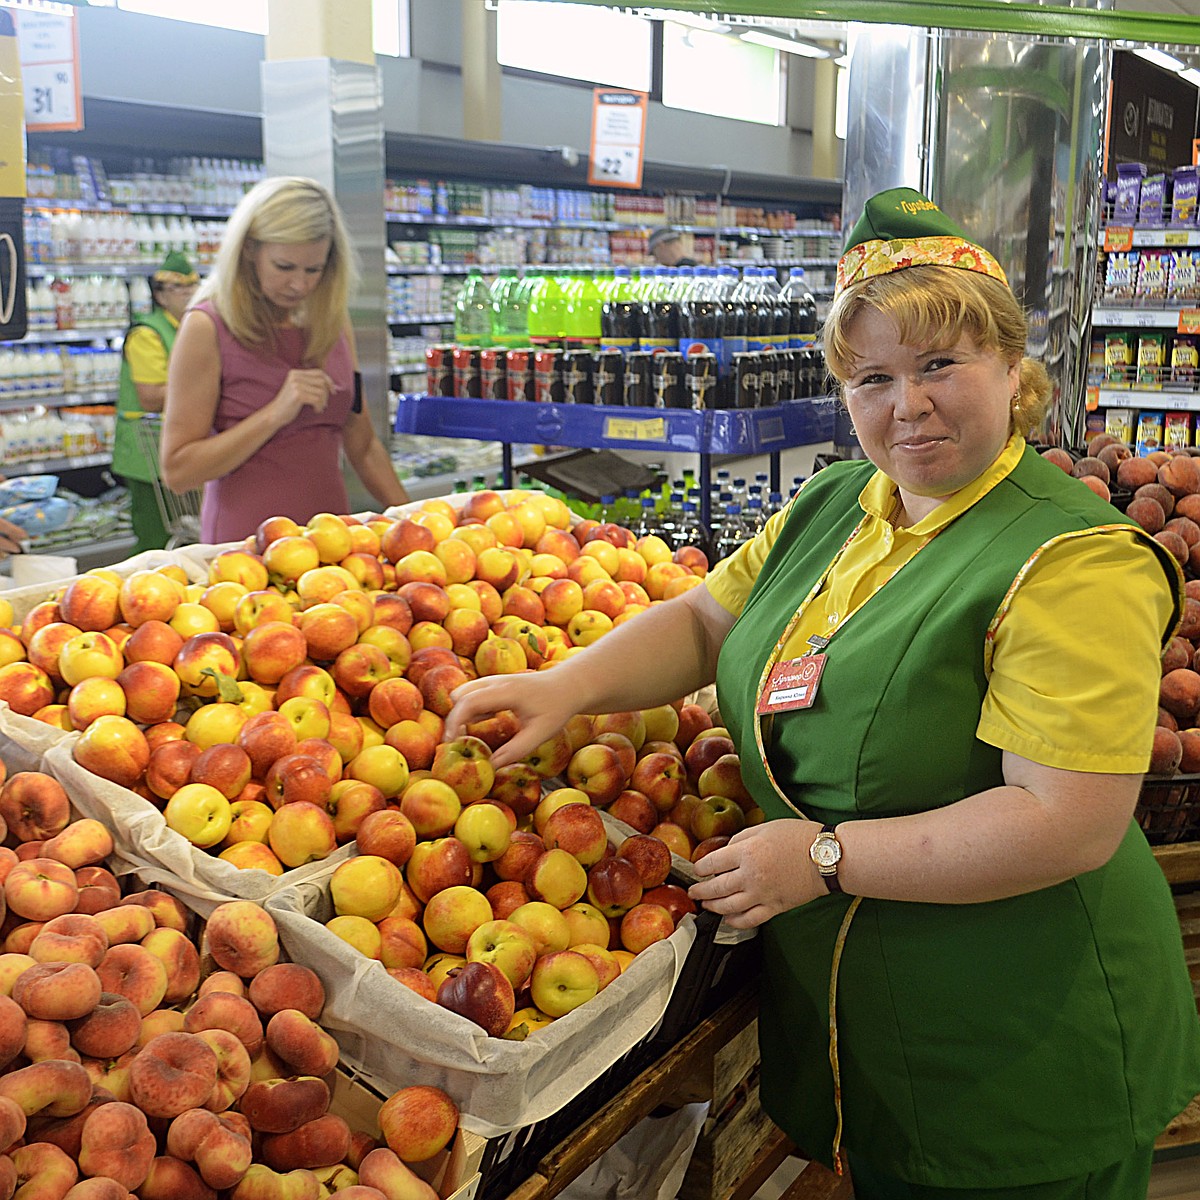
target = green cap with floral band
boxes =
[836,188,1008,297]
[152,251,199,285]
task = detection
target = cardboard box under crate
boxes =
[331,1067,486,1200]
[677,1068,778,1200]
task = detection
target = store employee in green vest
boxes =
[446,189,1200,1198]
[112,251,199,553]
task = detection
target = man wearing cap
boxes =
[447,187,1200,1197]
[647,226,697,268]
[113,251,199,553]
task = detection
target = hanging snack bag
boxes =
[1170,335,1199,388]
[1137,410,1165,456]
[1087,335,1106,386]
[1115,163,1146,225]
[1172,165,1200,227]
[1137,333,1166,389]
[1135,250,1169,306]
[1105,332,1133,386]
[1104,250,1139,303]
[1106,407,1136,444]
[1085,410,1108,443]
[1165,411,1193,448]
[1167,250,1200,306]
[1138,173,1167,227]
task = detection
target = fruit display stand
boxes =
[42,735,355,916]
[392,396,837,530]
[263,864,694,1130]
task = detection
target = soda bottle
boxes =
[565,271,603,349]
[675,499,709,560]
[528,269,567,346]
[779,266,818,350]
[453,268,494,346]
[658,490,684,549]
[640,269,680,353]
[491,268,529,348]
[713,502,752,563]
[681,266,724,368]
[633,496,658,540]
[600,267,640,355]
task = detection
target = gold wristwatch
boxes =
[809,824,844,894]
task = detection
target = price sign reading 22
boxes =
[588,89,647,191]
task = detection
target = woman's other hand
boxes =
[273,369,335,422]
[445,670,580,770]
[688,819,827,928]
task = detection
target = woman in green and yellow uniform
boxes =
[445,190,1200,1199]
[112,251,199,553]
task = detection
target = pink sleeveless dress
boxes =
[195,301,354,543]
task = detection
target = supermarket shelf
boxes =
[0,453,112,477]
[389,314,454,326]
[1091,307,1186,328]
[28,262,140,277]
[384,212,837,241]
[5,328,123,345]
[1103,228,1200,248]
[28,533,138,572]
[393,394,836,456]
[0,391,118,411]
[1093,386,1200,411]
[27,197,235,219]
[387,264,474,276]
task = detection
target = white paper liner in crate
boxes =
[265,868,696,1138]
[43,735,353,917]
[0,546,236,766]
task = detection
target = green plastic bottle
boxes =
[491,268,529,349]
[528,268,567,346]
[453,268,494,346]
[566,270,603,349]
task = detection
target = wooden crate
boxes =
[675,1014,759,1112]
[678,1069,779,1200]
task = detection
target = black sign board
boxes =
[0,197,26,343]
[1109,51,1200,178]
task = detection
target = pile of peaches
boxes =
[0,771,466,1200]
[1040,435,1200,778]
[0,490,709,874]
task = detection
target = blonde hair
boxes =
[194,176,356,366]
[822,265,1052,440]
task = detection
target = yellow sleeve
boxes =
[977,529,1174,773]
[704,497,794,617]
[124,325,169,385]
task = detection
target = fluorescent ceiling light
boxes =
[1133,46,1187,73]
[740,30,831,58]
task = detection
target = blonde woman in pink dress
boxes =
[161,176,407,542]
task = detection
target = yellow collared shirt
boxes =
[706,436,1171,774]
[124,312,179,385]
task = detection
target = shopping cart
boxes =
[130,412,203,549]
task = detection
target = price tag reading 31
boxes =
[11,6,81,132]
[588,88,647,190]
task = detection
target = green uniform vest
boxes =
[112,307,177,483]
[715,446,1200,1187]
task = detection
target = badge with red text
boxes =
[756,654,827,715]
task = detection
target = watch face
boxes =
[812,837,841,869]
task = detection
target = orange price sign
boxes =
[1086,386,1100,412]
[1103,226,1134,252]
[1179,310,1200,334]
[588,89,647,190]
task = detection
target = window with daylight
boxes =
[661,21,782,126]
[496,0,653,92]
[113,0,408,54]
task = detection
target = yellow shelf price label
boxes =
[1103,226,1134,252]
[1163,231,1192,246]
[602,416,667,442]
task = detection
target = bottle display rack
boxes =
[393,394,835,529]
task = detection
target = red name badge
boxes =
[756,654,827,715]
